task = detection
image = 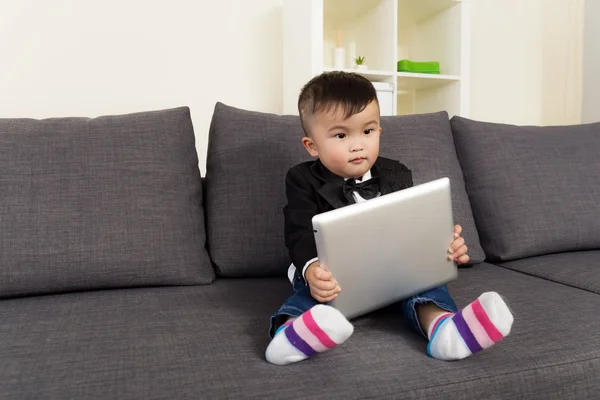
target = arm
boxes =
[283,167,342,301]
[283,167,320,286]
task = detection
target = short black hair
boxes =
[297,71,379,136]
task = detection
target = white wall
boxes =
[541,0,584,126]
[1,0,586,170]
[470,0,544,125]
[583,0,600,123]
[470,0,583,126]
[0,0,283,172]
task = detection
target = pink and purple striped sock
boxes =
[265,305,354,365]
[427,292,513,360]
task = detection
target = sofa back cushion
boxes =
[204,103,484,278]
[0,107,214,298]
[451,116,600,261]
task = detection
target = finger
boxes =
[312,287,338,299]
[316,293,338,303]
[314,278,337,290]
[312,284,337,296]
[456,254,470,264]
[453,224,462,237]
[453,245,468,258]
[331,279,342,292]
[315,268,332,281]
[330,284,341,294]
[312,293,327,303]
[448,245,467,261]
[449,237,465,253]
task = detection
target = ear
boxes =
[301,136,319,157]
[379,127,383,136]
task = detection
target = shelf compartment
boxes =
[399,0,461,22]
[324,0,386,22]
[396,72,460,90]
[323,67,396,82]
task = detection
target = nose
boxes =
[349,138,364,152]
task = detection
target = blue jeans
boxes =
[269,278,458,339]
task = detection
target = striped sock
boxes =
[265,304,354,366]
[427,292,513,361]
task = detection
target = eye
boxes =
[364,129,373,135]
[335,133,346,139]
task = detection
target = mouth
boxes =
[349,157,366,164]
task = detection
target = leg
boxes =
[402,284,458,337]
[417,302,451,334]
[405,286,514,360]
[266,283,353,366]
[268,277,321,339]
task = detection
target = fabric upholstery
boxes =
[204,103,484,278]
[379,111,484,264]
[451,116,600,261]
[498,251,600,294]
[204,103,310,277]
[0,107,214,298]
[1,264,598,399]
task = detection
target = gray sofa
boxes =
[1,104,598,399]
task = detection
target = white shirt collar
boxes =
[344,169,372,183]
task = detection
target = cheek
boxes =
[322,142,346,163]
[369,137,380,155]
[332,146,350,165]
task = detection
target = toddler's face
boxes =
[302,100,381,179]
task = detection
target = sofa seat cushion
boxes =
[498,251,600,294]
[205,103,484,278]
[0,107,214,299]
[451,116,600,262]
[1,264,599,399]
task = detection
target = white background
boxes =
[0,0,585,171]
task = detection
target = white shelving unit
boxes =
[282,0,471,117]
[396,72,461,89]
[323,67,397,81]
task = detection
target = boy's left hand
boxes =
[448,224,469,264]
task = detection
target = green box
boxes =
[397,60,440,74]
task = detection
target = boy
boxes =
[266,72,513,365]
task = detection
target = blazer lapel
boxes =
[310,160,349,209]
[373,158,413,195]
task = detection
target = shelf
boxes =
[324,0,384,22]
[324,0,461,22]
[282,0,469,116]
[399,0,461,22]
[396,72,460,90]
[323,67,396,82]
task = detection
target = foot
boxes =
[427,292,513,361]
[265,304,354,365]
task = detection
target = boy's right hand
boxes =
[305,261,341,303]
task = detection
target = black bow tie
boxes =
[342,176,380,202]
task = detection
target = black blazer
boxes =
[284,156,413,285]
